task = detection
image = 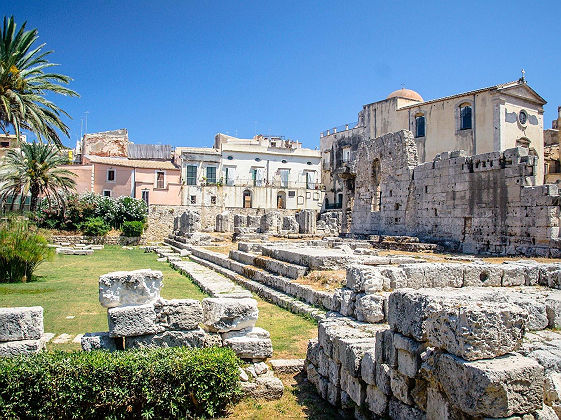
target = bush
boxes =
[0,218,54,283]
[0,347,241,419]
[79,217,110,236]
[121,220,144,237]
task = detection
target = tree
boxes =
[0,16,78,146]
[0,141,76,211]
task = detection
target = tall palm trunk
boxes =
[30,183,40,212]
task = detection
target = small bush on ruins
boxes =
[121,220,145,237]
[78,217,110,236]
[0,346,241,418]
[34,192,147,235]
[0,218,54,283]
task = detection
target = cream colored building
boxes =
[178,134,323,211]
[321,79,547,207]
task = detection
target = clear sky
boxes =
[5,1,561,149]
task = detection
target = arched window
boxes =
[415,114,425,138]
[276,191,286,209]
[243,190,252,208]
[459,103,472,130]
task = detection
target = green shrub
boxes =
[121,220,144,237]
[0,346,241,419]
[0,218,54,283]
[79,217,110,236]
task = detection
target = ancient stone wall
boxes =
[350,130,561,256]
[0,307,45,357]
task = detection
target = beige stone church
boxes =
[321,78,547,208]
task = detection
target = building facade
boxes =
[321,80,547,208]
[179,133,323,211]
[544,106,561,184]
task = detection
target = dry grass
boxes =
[294,270,346,291]
[201,243,238,255]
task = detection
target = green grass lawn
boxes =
[0,246,317,356]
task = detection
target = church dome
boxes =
[386,88,423,102]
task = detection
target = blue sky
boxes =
[5,1,561,149]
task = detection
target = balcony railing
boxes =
[320,121,358,137]
[186,177,324,190]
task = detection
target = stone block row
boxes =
[0,306,45,357]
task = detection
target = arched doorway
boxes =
[277,191,286,209]
[243,190,252,208]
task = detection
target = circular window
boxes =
[255,158,261,162]
[281,159,287,164]
[519,110,528,125]
[227,155,233,160]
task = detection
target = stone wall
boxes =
[0,307,45,357]
[50,235,140,245]
[306,261,561,419]
[349,130,561,256]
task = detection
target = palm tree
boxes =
[0,16,78,146]
[0,141,76,211]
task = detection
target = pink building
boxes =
[63,155,181,206]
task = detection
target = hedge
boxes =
[0,347,241,419]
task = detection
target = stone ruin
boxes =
[346,129,561,257]
[0,307,45,357]
[170,209,213,246]
[305,260,561,419]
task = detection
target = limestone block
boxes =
[340,367,365,406]
[221,326,273,360]
[340,390,354,410]
[99,269,163,308]
[390,368,413,405]
[376,363,392,395]
[318,350,340,385]
[154,298,202,331]
[534,404,558,420]
[434,352,544,417]
[425,263,463,288]
[242,376,284,400]
[502,264,527,286]
[326,381,340,406]
[81,332,117,351]
[366,384,388,416]
[544,372,561,407]
[388,289,431,341]
[379,266,407,289]
[360,348,376,385]
[388,397,425,420]
[125,328,221,349]
[0,306,43,342]
[346,265,384,293]
[306,339,321,366]
[507,294,548,331]
[341,339,377,377]
[202,297,258,332]
[402,264,432,289]
[375,328,397,367]
[306,363,320,389]
[426,387,454,420]
[463,263,503,287]
[0,339,45,357]
[336,288,356,317]
[426,301,527,360]
[108,304,159,337]
[545,293,561,328]
[269,359,305,374]
[354,293,386,323]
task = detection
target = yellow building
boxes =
[321,79,547,207]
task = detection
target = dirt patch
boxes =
[294,270,346,291]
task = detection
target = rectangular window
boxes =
[306,171,316,189]
[156,171,165,189]
[460,105,472,130]
[103,190,111,197]
[415,116,425,137]
[141,190,149,206]
[190,195,196,204]
[279,169,290,187]
[342,148,350,162]
[210,196,217,205]
[206,166,217,184]
[0,142,9,148]
[107,169,115,182]
[288,191,296,198]
[186,165,197,185]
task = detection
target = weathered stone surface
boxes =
[366,384,388,416]
[0,306,43,342]
[0,339,45,357]
[376,363,392,395]
[433,352,544,417]
[340,367,365,406]
[221,327,272,360]
[240,376,284,400]
[388,397,426,420]
[354,293,386,323]
[81,332,117,351]
[361,348,376,385]
[108,304,158,337]
[426,301,527,360]
[462,263,503,287]
[306,339,321,366]
[202,297,258,332]
[125,328,221,349]
[346,265,385,293]
[390,368,413,405]
[154,298,202,330]
[269,359,305,374]
[99,269,163,308]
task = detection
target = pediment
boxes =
[498,84,546,105]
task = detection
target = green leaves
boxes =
[0,16,79,146]
[0,347,242,419]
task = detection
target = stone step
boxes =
[187,254,326,321]
[229,249,308,279]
